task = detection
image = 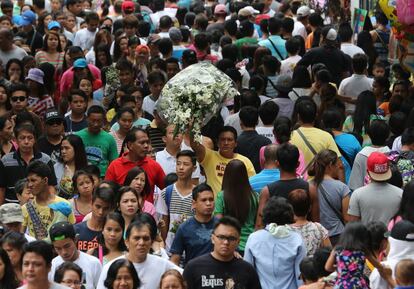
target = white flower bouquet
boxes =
[156,62,239,142]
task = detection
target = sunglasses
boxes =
[11,96,26,102]
[47,119,63,125]
[214,234,238,243]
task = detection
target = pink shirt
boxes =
[142,200,156,218]
[59,64,101,95]
[259,142,308,179]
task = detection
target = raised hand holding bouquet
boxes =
[156,62,238,142]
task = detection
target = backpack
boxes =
[387,150,414,186]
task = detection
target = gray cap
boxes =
[0,203,23,224]
[169,27,182,42]
[275,74,293,93]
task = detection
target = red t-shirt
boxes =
[105,153,166,203]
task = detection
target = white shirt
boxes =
[49,251,102,289]
[340,43,365,58]
[96,254,182,289]
[155,147,201,179]
[280,55,302,77]
[338,74,374,114]
[292,21,307,40]
[143,95,157,117]
[256,126,275,143]
[73,28,98,51]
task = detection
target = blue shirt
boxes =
[170,216,217,265]
[249,168,280,194]
[258,35,288,61]
[335,133,362,185]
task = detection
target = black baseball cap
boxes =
[49,221,76,242]
[386,220,414,241]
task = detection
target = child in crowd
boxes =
[395,259,414,289]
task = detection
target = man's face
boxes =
[176,155,195,179]
[149,81,164,98]
[10,90,28,112]
[119,70,134,85]
[163,125,182,149]
[125,226,152,261]
[27,173,48,196]
[192,190,214,217]
[16,130,35,154]
[1,7,12,18]
[70,95,87,114]
[87,19,99,32]
[123,26,137,37]
[373,67,385,78]
[22,252,49,284]
[4,222,22,232]
[91,198,111,221]
[393,84,408,99]
[46,119,64,138]
[53,238,78,261]
[87,113,104,134]
[217,131,237,155]
[211,224,240,259]
[68,1,82,15]
[128,131,150,159]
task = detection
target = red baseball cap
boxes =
[367,152,392,181]
[255,14,270,25]
[122,1,135,13]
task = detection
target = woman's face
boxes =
[2,243,22,267]
[60,35,67,50]
[120,39,128,54]
[76,174,94,197]
[1,119,13,141]
[113,267,134,289]
[161,275,184,289]
[66,16,76,30]
[82,0,91,10]
[130,172,145,194]
[60,270,82,289]
[8,63,21,79]
[97,51,108,66]
[47,34,59,50]
[118,112,133,132]
[60,139,75,163]
[44,15,53,28]
[136,50,149,64]
[128,44,138,59]
[102,219,123,247]
[79,79,92,96]
[119,191,139,217]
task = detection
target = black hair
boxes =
[0,247,19,289]
[288,189,311,217]
[27,160,52,180]
[300,257,318,282]
[147,70,166,85]
[115,58,134,72]
[285,37,301,55]
[268,17,282,35]
[213,216,241,235]
[194,33,210,50]
[262,55,281,75]
[240,88,260,108]
[367,119,389,146]
[274,116,292,144]
[259,101,279,125]
[1,231,27,249]
[84,164,100,179]
[352,90,377,135]
[126,215,157,240]
[98,212,127,254]
[296,98,317,124]
[123,167,151,199]
[124,127,148,149]
[352,53,368,74]
[292,65,312,88]
[176,150,196,166]
[92,186,115,206]
[239,20,254,38]
[396,180,414,223]
[338,22,353,42]
[181,50,197,67]
[116,106,135,120]
[158,38,173,56]
[224,19,237,36]
[54,262,83,284]
[68,89,88,102]
[60,135,88,171]
[72,170,94,195]
[388,111,407,136]
[262,196,294,225]
[239,106,258,128]
[313,248,332,277]
[85,11,99,23]
[23,240,54,267]
[337,222,371,252]
[218,126,237,140]
[9,82,29,96]
[321,107,344,130]
[87,105,106,117]
[164,172,178,187]
[104,259,141,289]
[375,11,388,26]
[401,127,414,146]
[14,122,36,139]
[281,16,294,33]
[138,20,151,37]
[192,183,213,201]
[366,221,387,252]
[276,143,299,172]
[159,15,172,30]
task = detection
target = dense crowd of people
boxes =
[0,0,413,288]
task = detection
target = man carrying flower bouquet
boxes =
[190,126,256,196]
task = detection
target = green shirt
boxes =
[214,191,258,251]
[75,128,118,176]
[234,37,258,59]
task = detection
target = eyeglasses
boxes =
[11,96,26,102]
[214,234,238,243]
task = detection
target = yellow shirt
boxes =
[22,196,76,241]
[291,127,342,166]
[201,148,256,195]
